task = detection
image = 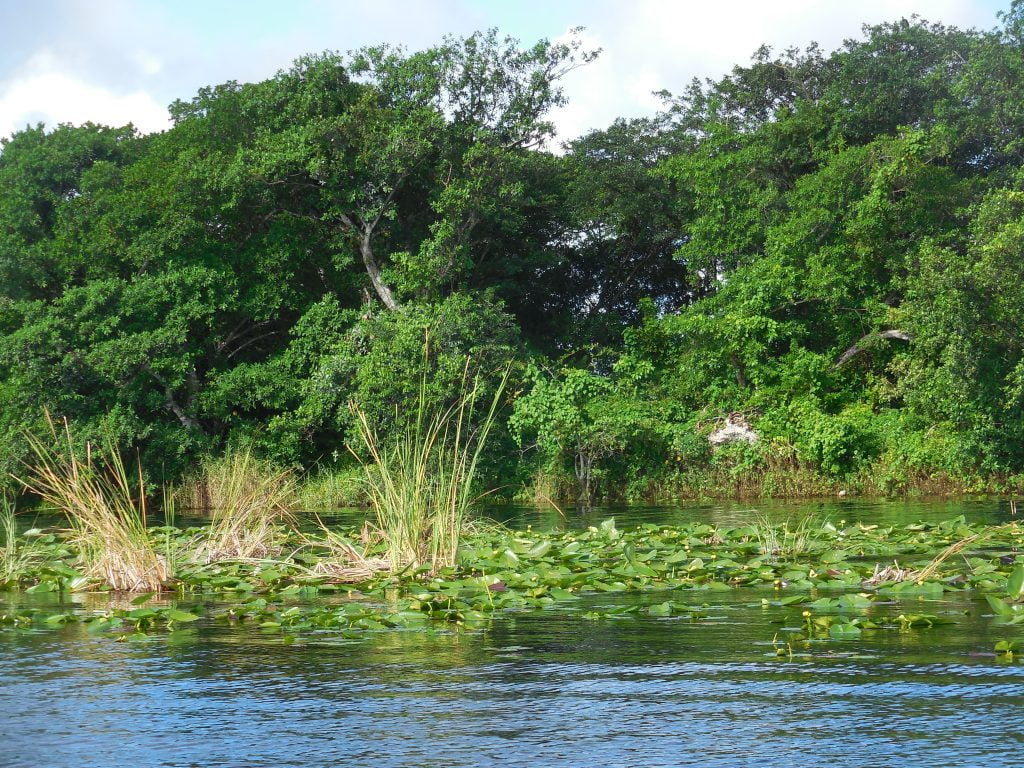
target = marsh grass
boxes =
[0,494,35,586]
[915,523,1016,583]
[297,467,366,511]
[19,416,169,592]
[752,513,821,562]
[180,450,298,562]
[299,514,391,582]
[350,364,508,574]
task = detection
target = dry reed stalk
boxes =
[862,561,919,586]
[308,556,393,583]
[19,414,169,592]
[914,523,1019,583]
[285,516,392,583]
[189,450,298,563]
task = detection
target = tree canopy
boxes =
[3,11,1024,499]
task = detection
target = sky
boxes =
[0,0,1011,144]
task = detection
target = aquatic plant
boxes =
[350,363,509,574]
[19,416,169,592]
[183,449,298,562]
[296,513,391,582]
[915,523,1011,583]
[984,565,1024,624]
[0,494,36,587]
[4,512,1024,652]
[296,466,367,511]
[751,513,820,562]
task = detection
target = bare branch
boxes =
[834,329,912,367]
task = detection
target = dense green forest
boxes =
[3,8,1024,503]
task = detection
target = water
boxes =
[481,495,1019,530]
[14,494,1017,534]
[4,499,1024,768]
[307,495,1019,533]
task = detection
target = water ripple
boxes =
[3,592,1024,768]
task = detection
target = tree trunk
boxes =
[730,352,748,388]
[359,232,399,311]
[575,449,593,510]
[143,364,201,431]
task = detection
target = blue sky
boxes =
[0,0,1011,143]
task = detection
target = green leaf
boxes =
[836,593,873,609]
[498,549,520,567]
[526,540,552,558]
[165,609,200,623]
[648,601,673,616]
[986,594,1016,617]
[1007,567,1024,600]
[821,549,849,564]
[623,542,637,565]
[829,622,862,640]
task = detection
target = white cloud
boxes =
[133,50,163,78]
[0,50,170,138]
[548,0,999,141]
[0,0,1003,143]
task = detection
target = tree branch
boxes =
[142,363,201,431]
[834,329,911,367]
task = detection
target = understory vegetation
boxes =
[4,9,1024,504]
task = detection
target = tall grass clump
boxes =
[751,513,821,563]
[178,449,297,562]
[350,364,508,574]
[19,416,169,592]
[0,493,35,587]
[297,466,367,511]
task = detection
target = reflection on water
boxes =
[483,496,1019,531]
[315,496,1018,532]
[4,498,1024,767]
[14,495,1018,534]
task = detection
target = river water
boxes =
[3,498,1023,768]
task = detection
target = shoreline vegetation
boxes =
[2,14,1024,510]
[0,410,1020,656]
[4,507,1024,658]
[5,14,1024,658]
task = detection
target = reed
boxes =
[298,514,391,582]
[180,449,297,562]
[0,493,33,586]
[350,363,508,574]
[297,466,367,511]
[19,415,169,592]
[752,513,820,562]
[915,523,1016,583]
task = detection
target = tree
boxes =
[193,30,597,311]
[531,118,693,352]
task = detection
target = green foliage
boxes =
[278,292,522,486]
[510,359,675,503]
[296,467,367,511]
[4,16,1024,499]
[350,362,509,573]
